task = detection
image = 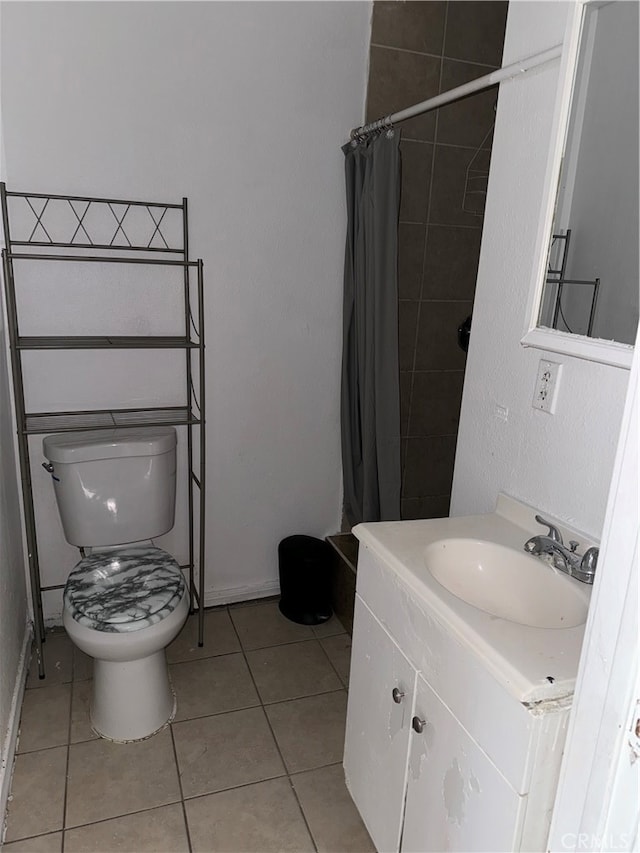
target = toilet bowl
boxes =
[63,544,189,741]
[43,427,189,742]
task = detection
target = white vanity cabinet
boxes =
[402,672,524,853]
[344,519,580,853]
[345,595,525,853]
[344,598,417,852]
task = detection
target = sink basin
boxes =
[424,538,588,629]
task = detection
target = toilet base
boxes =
[64,588,189,742]
[91,652,176,742]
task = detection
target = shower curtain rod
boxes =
[350,44,562,139]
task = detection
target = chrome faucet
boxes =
[524,515,598,584]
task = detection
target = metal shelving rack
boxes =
[546,230,601,336]
[0,183,206,677]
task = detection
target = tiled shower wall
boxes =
[366,1,508,520]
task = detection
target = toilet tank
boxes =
[42,427,177,547]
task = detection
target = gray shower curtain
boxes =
[341,130,402,526]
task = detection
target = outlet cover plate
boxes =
[533,359,562,413]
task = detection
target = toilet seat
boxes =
[64,545,186,634]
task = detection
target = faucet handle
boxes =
[535,515,563,544]
[581,547,599,575]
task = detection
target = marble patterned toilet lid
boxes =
[64,545,186,633]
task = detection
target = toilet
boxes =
[42,427,189,742]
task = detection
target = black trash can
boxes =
[278,535,333,625]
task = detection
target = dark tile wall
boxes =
[367,1,508,520]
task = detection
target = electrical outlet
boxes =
[533,359,562,413]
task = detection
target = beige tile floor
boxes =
[2,600,373,853]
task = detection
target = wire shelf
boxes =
[24,407,200,434]
[17,335,199,350]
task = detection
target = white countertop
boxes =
[353,495,594,705]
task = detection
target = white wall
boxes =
[0,14,30,811]
[451,2,630,538]
[0,1,371,619]
[0,229,29,818]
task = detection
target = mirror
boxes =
[537,1,639,346]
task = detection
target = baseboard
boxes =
[204,580,280,608]
[1,617,32,840]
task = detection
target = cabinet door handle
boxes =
[412,716,427,734]
[391,687,405,704]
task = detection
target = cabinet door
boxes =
[401,674,526,853]
[344,595,417,853]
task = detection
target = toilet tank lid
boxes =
[43,427,176,464]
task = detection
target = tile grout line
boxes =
[170,632,326,668]
[287,777,319,853]
[404,2,482,514]
[173,698,262,727]
[226,605,320,853]
[403,4,448,503]
[177,760,345,807]
[402,491,452,496]
[316,631,350,689]
[397,2,499,518]
[49,800,186,840]
[398,298,477,304]
[403,431,459,440]
[168,724,194,853]
[236,633,320,653]
[399,219,483,230]
[60,672,73,853]
[264,685,347,708]
[288,760,343,779]
[401,138,495,154]
[12,759,345,847]
[9,609,350,850]
[179,772,289,803]
[370,41,501,70]
[12,739,74,757]
[403,368,466,374]
[174,685,347,724]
